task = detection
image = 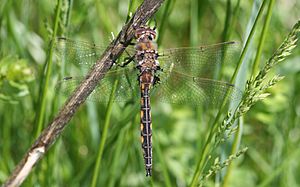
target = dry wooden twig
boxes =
[2,0,164,186]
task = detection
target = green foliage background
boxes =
[0,0,300,186]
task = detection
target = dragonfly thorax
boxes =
[136,49,160,73]
[135,28,159,73]
[135,41,158,52]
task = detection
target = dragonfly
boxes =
[55,26,242,177]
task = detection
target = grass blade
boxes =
[251,0,275,75]
[155,132,172,187]
[107,127,128,187]
[190,0,198,47]
[221,117,243,187]
[189,1,268,186]
[35,0,62,137]
[90,80,119,187]
[157,0,173,46]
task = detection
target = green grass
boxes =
[1,0,300,186]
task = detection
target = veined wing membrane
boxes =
[57,65,140,103]
[152,71,242,107]
[57,65,241,106]
[55,37,105,67]
[158,41,240,78]
[55,37,135,69]
[55,38,241,106]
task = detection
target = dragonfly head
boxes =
[135,26,157,42]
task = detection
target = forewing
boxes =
[158,41,240,78]
[55,37,136,69]
[55,37,105,68]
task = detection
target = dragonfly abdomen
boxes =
[140,82,153,176]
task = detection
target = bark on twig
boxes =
[2,0,164,186]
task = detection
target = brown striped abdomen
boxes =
[140,81,153,176]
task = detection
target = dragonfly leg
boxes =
[120,40,136,46]
[113,50,135,67]
[152,17,157,30]
[153,75,161,86]
[118,55,135,67]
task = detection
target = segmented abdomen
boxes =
[140,81,153,176]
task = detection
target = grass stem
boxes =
[35,0,62,137]
[251,0,275,76]
[155,132,172,187]
[157,0,172,46]
[221,117,243,187]
[90,80,119,187]
[189,1,268,186]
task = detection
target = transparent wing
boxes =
[56,39,241,106]
[55,37,106,67]
[56,65,140,103]
[152,71,242,107]
[55,37,136,68]
[57,65,242,106]
[158,41,240,78]
[55,38,138,103]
